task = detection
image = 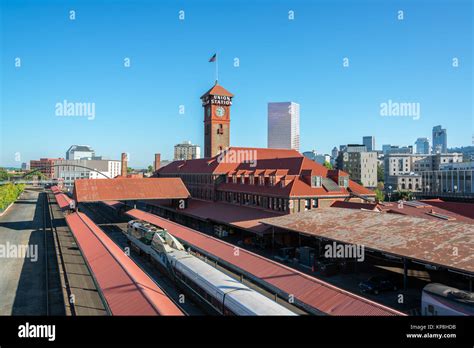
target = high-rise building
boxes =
[336,149,377,188]
[432,125,447,154]
[174,141,201,160]
[362,136,375,152]
[66,145,95,160]
[415,137,430,154]
[267,102,300,151]
[382,144,392,155]
[201,82,233,158]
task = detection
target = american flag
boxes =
[209,53,217,62]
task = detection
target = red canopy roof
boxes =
[73,178,190,202]
[126,209,404,316]
[65,212,183,316]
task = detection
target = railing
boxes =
[0,180,75,185]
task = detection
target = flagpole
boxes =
[215,53,219,83]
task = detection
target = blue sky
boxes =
[1,0,472,168]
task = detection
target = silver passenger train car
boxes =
[126,220,296,316]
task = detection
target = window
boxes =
[311,176,322,187]
[249,174,255,185]
[240,174,245,184]
[339,176,349,188]
[258,176,264,186]
[269,175,276,186]
[232,175,237,184]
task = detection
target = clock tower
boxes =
[201,82,234,158]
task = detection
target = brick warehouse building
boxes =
[156,147,375,214]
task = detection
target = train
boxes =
[126,220,297,316]
[421,283,474,316]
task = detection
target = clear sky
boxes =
[1,0,472,168]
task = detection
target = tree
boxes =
[396,190,413,201]
[0,169,9,181]
[127,167,133,174]
[374,188,385,202]
[377,163,384,183]
[323,161,333,170]
[147,165,153,172]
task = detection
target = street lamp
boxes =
[387,185,392,202]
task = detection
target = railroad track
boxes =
[39,191,50,315]
[40,191,66,316]
[79,202,205,316]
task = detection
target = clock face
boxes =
[215,106,225,117]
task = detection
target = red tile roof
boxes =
[157,147,375,198]
[65,212,183,315]
[126,209,404,316]
[73,178,190,202]
[200,82,234,98]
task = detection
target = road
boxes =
[0,188,63,315]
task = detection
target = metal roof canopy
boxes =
[260,208,474,276]
[126,208,404,316]
[65,212,183,315]
[73,178,190,203]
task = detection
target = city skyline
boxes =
[1,0,472,167]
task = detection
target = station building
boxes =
[156,147,375,214]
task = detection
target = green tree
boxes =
[0,169,9,181]
[323,161,333,170]
[396,190,413,201]
[0,183,25,210]
[374,188,385,202]
[24,171,46,180]
[377,163,384,183]
[147,165,153,172]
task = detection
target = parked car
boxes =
[359,275,398,295]
[316,259,340,276]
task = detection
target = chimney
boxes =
[154,153,161,172]
[121,153,128,177]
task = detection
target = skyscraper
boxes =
[267,102,300,151]
[362,136,375,151]
[432,125,447,154]
[415,137,430,154]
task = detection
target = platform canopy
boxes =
[73,178,190,203]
